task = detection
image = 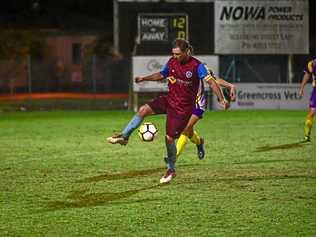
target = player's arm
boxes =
[299,60,313,96]
[135,62,169,83]
[135,72,164,83]
[216,78,237,101]
[198,64,227,109]
[299,72,311,97]
[198,64,228,109]
[206,77,228,109]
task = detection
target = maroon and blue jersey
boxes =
[160,57,209,116]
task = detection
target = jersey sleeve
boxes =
[304,61,313,74]
[160,63,169,78]
[198,63,216,82]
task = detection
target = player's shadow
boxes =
[175,174,316,187]
[42,164,203,212]
[45,184,161,212]
[233,158,312,165]
[77,164,201,183]
[77,167,165,183]
[255,142,304,152]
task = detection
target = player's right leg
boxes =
[160,112,190,184]
[160,135,177,184]
[176,134,189,159]
[107,104,154,145]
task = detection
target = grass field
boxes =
[0,110,315,236]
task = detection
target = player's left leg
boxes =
[303,108,316,142]
[107,96,167,145]
[190,130,205,160]
[107,104,154,145]
[302,89,316,142]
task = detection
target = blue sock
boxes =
[165,141,177,172]
[122,114,143,139]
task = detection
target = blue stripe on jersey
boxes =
[197,63,209,80]
[160,63,169,77]
[195,77,206,111]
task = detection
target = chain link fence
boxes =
[219,55,312,84]
[0,53,312,111]
[0,56,130,94]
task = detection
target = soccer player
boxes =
[177,76,236,159]
[107,38,227,183]
[299,58,316,142]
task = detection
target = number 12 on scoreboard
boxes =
[171,15,188,40]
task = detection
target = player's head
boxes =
[172,38,193,63]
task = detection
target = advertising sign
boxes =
[212,83,313,110]
[215,0,309,54]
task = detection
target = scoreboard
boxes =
[117,1,214,55]
[138,13,188,44]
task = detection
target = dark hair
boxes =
[172,38,193,55]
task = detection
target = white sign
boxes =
[212,83,313,110]
[132,55,219,92]
[215,0,309,54]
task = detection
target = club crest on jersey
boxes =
[186,71,193,78]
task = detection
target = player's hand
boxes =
[230,86,236,102]
[219,99,229,110]
[135,77,144,83]
[299,88,304,97]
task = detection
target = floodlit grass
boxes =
[0,110,315,236]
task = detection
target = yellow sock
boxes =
[190,130,201,145]
[176,134,188,159]
[304,115,313,139]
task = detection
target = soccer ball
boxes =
[138,122,158,142]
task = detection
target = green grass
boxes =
[0,110,315,237]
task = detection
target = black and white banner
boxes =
[212,83,313,110]
[132,56,219,92]
[215,0,309,54]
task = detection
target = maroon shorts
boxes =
[148,96,191,139]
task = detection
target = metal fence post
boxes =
[92,55,97,93]
[288,55,293,84]
[27,55,32,97]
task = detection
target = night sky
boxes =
[0,0,113,30]
[0,0,315,48]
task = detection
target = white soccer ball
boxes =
[138,122,158,142]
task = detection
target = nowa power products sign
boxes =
[215,0,309,54]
